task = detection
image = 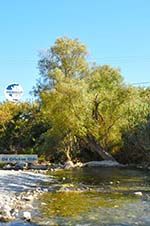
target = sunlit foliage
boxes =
[0,37,150,164]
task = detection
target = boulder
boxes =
[23,211,31,221]
[22,195,33,201]
[3,164,14,170]
[14,162,28,170]
[134,191,143,196]
[83,160,122,168]
[28,163,48,170]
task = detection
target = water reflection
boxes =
[38,167,150,226]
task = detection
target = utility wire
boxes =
[131,82,150,85]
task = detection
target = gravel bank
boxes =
[0,170,52,222]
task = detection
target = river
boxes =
[1,167,150,226]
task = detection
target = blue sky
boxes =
[0,0,150,102]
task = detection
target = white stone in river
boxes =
[22,195,33,201]
[83,160,121,167]
[23,211,31,221]
[134,191,143,196]
[43,188,48,192]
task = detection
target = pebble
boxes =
[134,191,143,196]
[22,195,33,201]
[23,211,31,221]
[0,170,51,222]
[0,190,38,222]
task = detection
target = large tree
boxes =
[36,38,128,161]
[34,37,89,96]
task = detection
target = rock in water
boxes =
[14,162,28,170]
[83,160,122,167]
[22,195,33,201]
[23,211,31,221]
[134,191,143,196]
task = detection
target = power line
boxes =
[88,55,150,60]
[87,55,150,64]
[131,82,150,85]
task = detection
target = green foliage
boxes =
[0,37,150,165]
[34,37,89,96]
[34,37,91,160]
[118,88,150,164]
[34,37,150,163]
[86,65,130,152]
[119,118,150,164]
[39,76,90,160]
[0,102,48,154]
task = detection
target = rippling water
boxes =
[0,221,37,226]
[1,167,150,226]
[37,167,150,226]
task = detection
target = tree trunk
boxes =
[66,146,72,161]
[87,135,116,161]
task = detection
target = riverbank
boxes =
[0,170,52,223]
[0,161,150,225]
[0,161,123,223]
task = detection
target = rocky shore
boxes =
[0,160,140,223]
[0,170,51,223]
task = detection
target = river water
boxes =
[1,167,150,226]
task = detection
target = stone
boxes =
[23,211,31,221]
[0,215,13,222]
[83,160,122,168]
[3,164,13,170]
[22,195,33,201]
[14,162,28,170]
[43,188,48,192]
[28,163,48,170]
[134,191,143,196]
[0,170,52,222]
[10,208,18,217]
[0,206,14,222]
[41,202,47,206]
